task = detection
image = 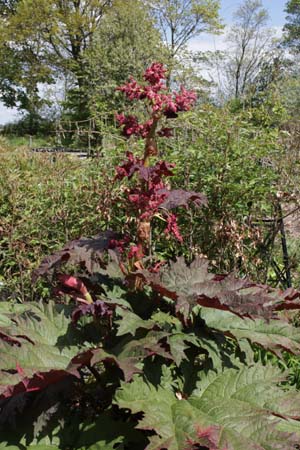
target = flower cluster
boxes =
[164,213,183,243]
[115,114,153,138]
[116,62,196,138]
[114,63,199,261]
[115,151,182,241]
[108,236,130,254]
[143,62,167,85]
[116,154,174,217]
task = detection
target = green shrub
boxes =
[0,150,120,301]
[160,105,283,278]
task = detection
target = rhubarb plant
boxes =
[1,64,300,449]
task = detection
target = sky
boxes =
[0,0,289,124]
[221,0,286,26]
[189,0,287,53]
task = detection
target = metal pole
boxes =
[275,200,292,288]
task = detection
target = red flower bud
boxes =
[56,274,93,304]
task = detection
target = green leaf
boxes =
[115,366,300,450]
[151,311,182,330]
[0,302,85,398]
[0,301,139,400]
[113,330,173,362]
[115,309,155,336]
[0,302,33,327]
[0,442,59,449]
[57,409,144,449]
[115,376,177,448]
[201,307,300,356]
[0,445,22,450]
[166,333,190,366]
[75,412,127,449]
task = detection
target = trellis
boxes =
[53,117,101,153]
[251,199,300,289]
[30,113,122,155]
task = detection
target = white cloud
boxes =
[189,31,229,53]
[0,104,20,125]
[189,25,283,53]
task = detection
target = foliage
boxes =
[0,0,223,117]
[0,97,292,301]
[116,366,300,450]
[266,56,300,120]
[0,149,120,302]
[212,0,278,102]
[158,105,282,279]
[145,0,222,82]
[1,115,55,137]
[81,0,163,119]
[0,102,289,300]
[283,0,300,52]
[0,0,111,117]
[2,63,300,450]
[2,249,300,448]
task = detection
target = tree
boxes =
[81,0,164,118]
[270,54,300,119]
[0,0,111,117]
[214,0,276,101]
[283,0,300,51]
[144,0,222,82]
[0,0,55,115]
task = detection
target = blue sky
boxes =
[0,0,290,124]
[220,0,287,26]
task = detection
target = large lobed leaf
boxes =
[0,301,139,402]
[32,231,116,279]
[115,366,300,450]
[141,256,300,320]
[201,307,300,357]
[0,408,145,449]
[0,301,81,401]
[159,188,207,210]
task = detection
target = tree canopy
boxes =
[284,0,300,51]
[146,0,222,82]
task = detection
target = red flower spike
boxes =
[164,214,183,242]
[139,119,154,138]
[117,76,143,100]
[148,260,166,273]
[114,63,200,264]
[163,96,178,118]
[116,64,197,142]
[116,114,141,137]
[143,62,167,85]
[175,86,197,112]
[115,152,143,180]
[115,113,126,125]
[108,236,131,254]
